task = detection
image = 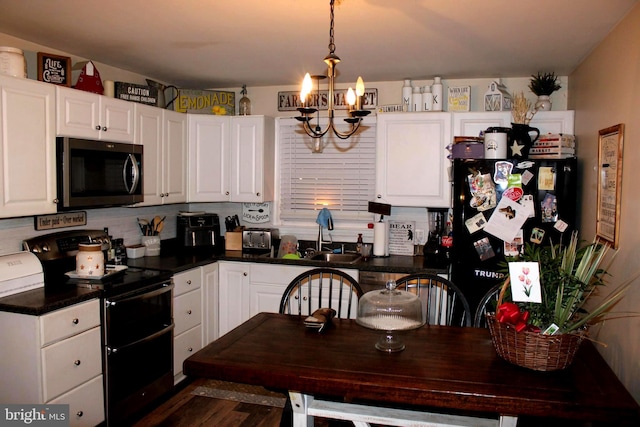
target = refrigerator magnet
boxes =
[464,212,487,234]
[520,195,536,218]
[538,167,556,190]
[521,169,534,186]
[473,237,495,261]
[493,161,513,186]
[483,196,530,242]
[541,193,558,223]
[530,227,545,244]
[504,230,524,257]
[554,219,569,232]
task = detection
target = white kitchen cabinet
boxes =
[452,110,575,137]
[56,85,135,142]
[217,261,251,336]
[249,263,359,319]
[376,112,452,207]
[0,299,105,426]
[0,75,57,217]
[136,104,187,205]
[202,262,219,344]
[188,115,275,203]
[172,267,203,384]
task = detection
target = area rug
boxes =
[191,379,287,408]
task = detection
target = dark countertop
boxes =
[1,239,448,316]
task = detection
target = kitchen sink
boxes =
[308,252,362,264]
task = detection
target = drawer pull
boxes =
[188,347,193,352]
[187,310,192,315]
[76,411,83,418]
[74,359,81,366]
[72,318,79,325]
[187,280,192,285]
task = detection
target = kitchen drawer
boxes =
[173,268,202,296]
[42,326,102,402]
[49,374,105,427]
[174,288,202,335]
[40,299,100,346]
[174,325,202,375]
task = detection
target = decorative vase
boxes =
[509,123,540,158]
[534,95,552,111]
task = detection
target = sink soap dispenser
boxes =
[356,234,363,253]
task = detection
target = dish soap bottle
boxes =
[356,233,363,253]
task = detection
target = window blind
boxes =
[278,116,376,221]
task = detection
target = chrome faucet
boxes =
[316,208,334,251]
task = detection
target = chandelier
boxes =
[296,0,370,142]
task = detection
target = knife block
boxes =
[225,231,243,251]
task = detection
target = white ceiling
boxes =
[0,0,636,89]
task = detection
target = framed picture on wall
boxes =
[37,52,72,86]
[596,123,624,248]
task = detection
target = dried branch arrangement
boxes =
[511,91,536,125]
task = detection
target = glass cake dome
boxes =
[356,280,425,352]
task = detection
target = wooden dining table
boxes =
[184,312,640,426]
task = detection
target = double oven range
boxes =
[23,230,174,426]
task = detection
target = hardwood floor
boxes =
[132,378,338,427]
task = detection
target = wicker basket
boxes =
[486,278,586,371]
[486,314,586,371]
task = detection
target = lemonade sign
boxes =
[174,89,235,115]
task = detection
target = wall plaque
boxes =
[37,52,72,86]
[34,211,87,231]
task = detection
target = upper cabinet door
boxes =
[163,109,187,204]
[0,76,57,217]
[376,112,452,208]
[135,103,164,206]
[188,115,230,202]
[56,86,134,143]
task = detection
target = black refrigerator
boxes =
[450,158,578,319]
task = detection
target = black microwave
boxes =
[56,137,143,210]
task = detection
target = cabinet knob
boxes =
[243,272,248,276]
[225,191,230,196]
[186,280,191,285]
[76,411,84,418]
[377,194,382,199]
[74,359,81,366]
[256,192,260,196]
[95,125,101,130]
[53,198,59,204]
[102,126,107,131]
[188,347,193,352]
[187,309,192,315]
[72,318,79,325]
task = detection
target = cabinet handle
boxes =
[243,272,248,276]
[95,125,101,130]
[188,347,193,352]
[377,194,382,199]
[256,192,260,196]
[225,191,230,195]
[53,198,59,204]
[72,318,79,325]
[74,360,81,366]
[186,280,191,285]
[187,309,192,315]
[76,411,84,418]
[102,126,107,131]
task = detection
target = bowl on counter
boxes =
[126,244,146,259]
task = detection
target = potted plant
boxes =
[528,72,562,111]
[487,231,638,371]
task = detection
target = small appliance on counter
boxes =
[177,212,221,250]
[242,228,279,255]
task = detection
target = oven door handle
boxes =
[123,153,140,195]
[106,282,174,306]
[107,323,174,355]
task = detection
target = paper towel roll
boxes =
[373,221,389,257]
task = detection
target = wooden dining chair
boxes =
[474,283,504,328]
[279,268,364,319]
[395,273,472,327]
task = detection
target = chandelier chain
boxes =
[328,0,335,54]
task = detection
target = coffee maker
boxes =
[177,213,221,250]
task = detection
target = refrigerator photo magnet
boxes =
[504,230,524,257]
[538,167,556,190]
[493,161,513,186]
[473,237,495,261]
[468,173,496,211]
[465,212,487,234]
[541,193,558,223]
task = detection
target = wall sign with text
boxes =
[37,52,72,86]
[277,88,378,111]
